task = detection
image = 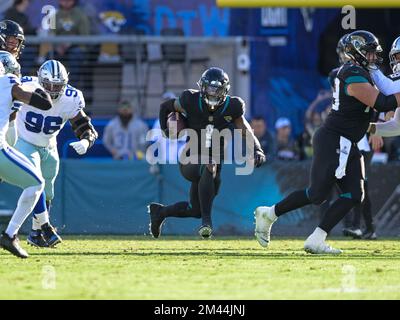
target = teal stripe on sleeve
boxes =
[345,76,369,84]
[344,76,369,95]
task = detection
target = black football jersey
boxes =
[323,62,374,142]
[328,67,340,89]
[177,89,245,160]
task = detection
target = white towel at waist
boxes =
[335,136,352,179]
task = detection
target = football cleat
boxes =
[342,228,363,239]
[148,203,166,238]
[304,235,342,255]
[254,206,277,248]
[41,223,62,247]
[0,231,29,258]
[27,229,49,248]
[363,230,378,240]
[198,225,212,239]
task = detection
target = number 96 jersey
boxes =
[16,76,85,148]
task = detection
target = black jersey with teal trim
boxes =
[178,89,245,159]
[323,62,374,142]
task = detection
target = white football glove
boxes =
[70,139,89,155]
[6,120,17,147]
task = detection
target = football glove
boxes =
[254,149,266,168]
[70,139,89,155]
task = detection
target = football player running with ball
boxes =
[255,30,400,254]
[148,67,266,239]
[14,60,98,248]
[0,53,54,258]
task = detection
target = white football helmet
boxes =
[390,36,400,73]
[0,50,20,76]
[38,60,69,100]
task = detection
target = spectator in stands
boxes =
[0,1,13,16]
[4,0,36,75]
[301,89,331,159]
[274,117,301,161]
[103,100,149,160]
[38,0,90,86]
[250,116,275,157]
[4,0,34,34]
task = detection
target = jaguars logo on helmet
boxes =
[345,30,383,70]
[197,67,230,111]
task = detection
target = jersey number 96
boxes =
[25,112,63,135]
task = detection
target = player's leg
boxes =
[0,146,45,258]
[35,146,62,247]
[14,139,50,247]
[305,149,365,254]
[197,163,221,238]
[148,163,202,238]
[255,127,337,247]
[360,180,376,239]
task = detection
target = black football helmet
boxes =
[336,34,350,65]
[344,30,382,70]
[197,67,230,111]
[0,20,25,60]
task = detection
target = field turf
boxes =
[0,236,399,300]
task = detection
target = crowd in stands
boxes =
[2,1,400,162]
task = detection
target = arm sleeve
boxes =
[370,69,400,95]
[374,107,400,137]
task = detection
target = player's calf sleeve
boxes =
[6,184,43,237]
[198,167,216,226]
[275,190,312,217]
[318,197,356,233]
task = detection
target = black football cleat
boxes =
[198,225,212,239]
[148,203,166,238]
[363,230,378,240]
[27,229,49,248]
[0,232,29,258]
[342,228,363,239]
[41,223,62,247]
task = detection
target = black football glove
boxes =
[254,149,266,168]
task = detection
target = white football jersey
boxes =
[16,76,85,148]
[0,73,20,149]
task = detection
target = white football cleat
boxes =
[304,236,342,255]
[254,206,277,248]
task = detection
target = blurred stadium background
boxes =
[1,0,400,237]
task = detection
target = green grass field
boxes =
[0,236,399,300]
